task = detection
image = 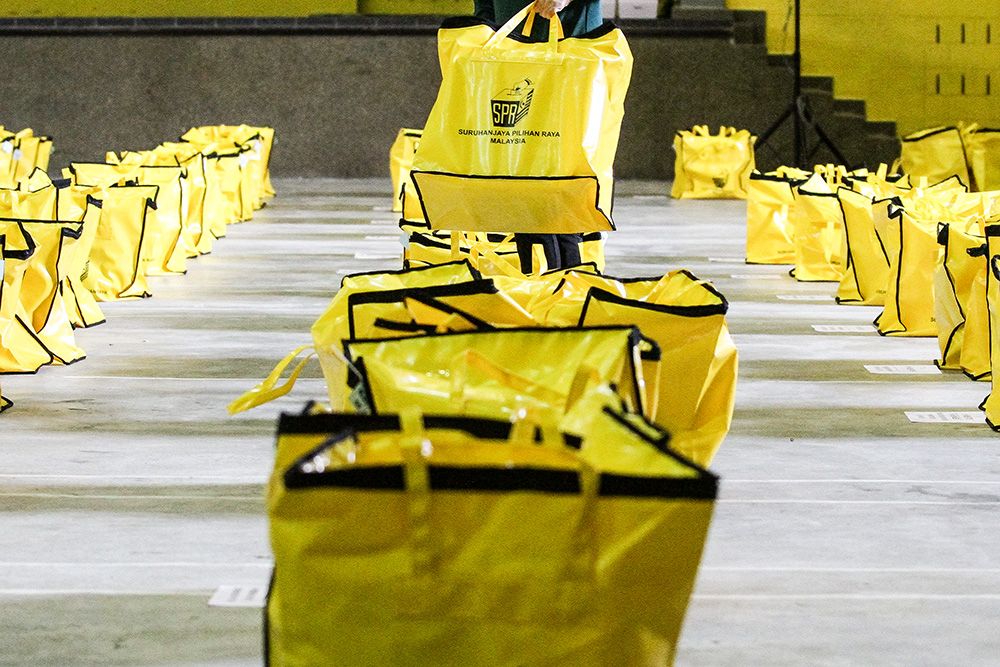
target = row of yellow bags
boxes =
[743,159,1000,429]
[900,123,1000,192]
[0,124,276,412]
[232,255,737,663]
[1,126,52,188]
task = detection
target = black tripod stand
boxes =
[755,0,848,168]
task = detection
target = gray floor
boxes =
[1,178,998,665]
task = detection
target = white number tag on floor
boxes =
[865,365,942,375]
[353,252,400,260]
[363,235,399,241]
[812,324,874,333]
[731,273,786,280]
[905,411,984,424]
[209,584,268,608]
[708,256,744,263]
[777,294,834,302]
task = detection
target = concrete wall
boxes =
[0,32,803,179]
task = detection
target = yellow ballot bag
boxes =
[744,169,806,264]
[18,219,87,364]
[266,409,718,667]
[835,187,890,305]
[900,126,971,189]
[790,170,846,282]
[577,280,737,467]
[935,223,986,371]
[875,203,942,336]
[82,184,159,301]
[982,224,1000,427]
[966,128,1000,192]
[1,219,56,373]
[671,125,756,199]
[961,264,992,381]
[411,7,632,234]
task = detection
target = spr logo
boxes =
[491,79,534,128]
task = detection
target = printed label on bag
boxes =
[457,78,560,145]
[905,411,983,424]
[811,324,875,333]
[865,365,942,375]
[491,78,534,128]
[776,294,834,301]
[209,585,267,608]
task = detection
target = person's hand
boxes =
[532,0,571,19]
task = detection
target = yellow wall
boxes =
[0,1,473,17]
[726,0,1000,135]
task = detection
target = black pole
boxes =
[793,0,802,167]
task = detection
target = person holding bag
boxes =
[473,0,603,273]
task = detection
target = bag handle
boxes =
[227,344,316,414]
[484,5,564,51]
[450,348,567,408]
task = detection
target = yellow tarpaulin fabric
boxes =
[266,409,717,667]
[411,7,632,233]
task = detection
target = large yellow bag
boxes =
[0,219,54,373]
[83,184,158,300]
[875,203,941,336]
[135,165,192,274]
[267,409,717,667]
[790,170,846,282]
[744,169,805,264]
[17,219,86,364]
[982,224,1000,428]
[389,128,421,212]
[900,126,971,189]
[835,187,890,305]
[961,264,991,381]
[671,125,756,199]
[411,7,632,234]
[344,326,648,420]
[578,284,736,467]
[935,223,986,370]
[966,128,1000,192]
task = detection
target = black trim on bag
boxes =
[0,220,37,260]
[579,285,728,320]
[346,279,498,337]
[410,170,615,233]
[371,318,436,335]
[901,126,959,142]
[262,567,275,667]
[282,424,716,499]
[278,411,527,439]
[339,258,481,288]
[403,294,497,331]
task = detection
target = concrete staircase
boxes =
[734,10,901,170]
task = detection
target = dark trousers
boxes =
[514,233,584,274]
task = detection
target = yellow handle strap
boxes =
[485,4,563,50]
[227,344,316,414]
[450,348,566,407]
[470,241,524,278]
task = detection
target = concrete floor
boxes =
[2,178,999,665]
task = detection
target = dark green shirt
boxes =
[473,0,603,40]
